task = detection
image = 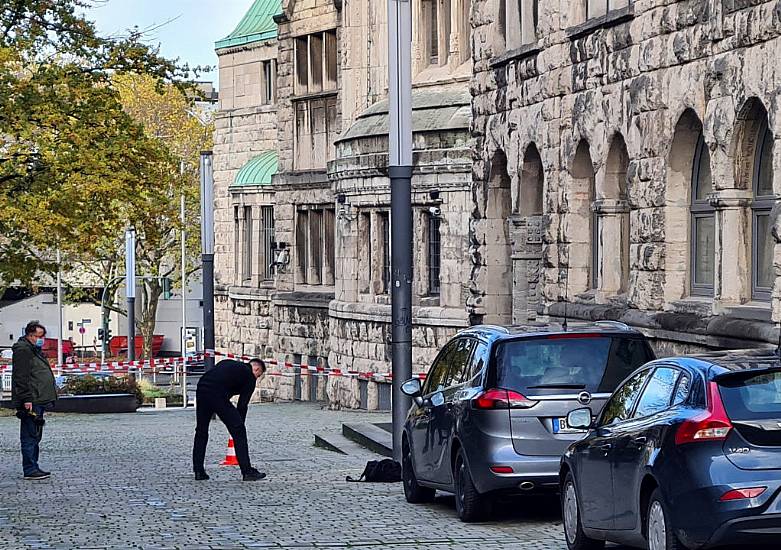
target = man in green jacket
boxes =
[12,321,57,480]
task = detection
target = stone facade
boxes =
[470,0,781,351]
[214,0,475,408]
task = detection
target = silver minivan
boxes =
[401,322,655,522]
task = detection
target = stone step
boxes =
[342,422,393,457]
[314,431,375,456]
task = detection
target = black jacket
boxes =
[12,337,57,407]
[197,360,257,420]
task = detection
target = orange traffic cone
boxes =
[221,438,239,466]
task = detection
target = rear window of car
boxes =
[718,370,781,420]
[494,335,654,394]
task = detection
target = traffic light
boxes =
[105,326,112,341]
[97,328,104,341]
[163,277,172,300]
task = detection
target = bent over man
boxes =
[12,321,57,480]
[192,358,266,481]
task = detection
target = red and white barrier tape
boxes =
[1,349,428,382]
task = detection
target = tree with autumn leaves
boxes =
[1,1,212,359]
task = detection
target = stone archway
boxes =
[595,134,630,295]
[567,140,596,296]
[481,149,513,325]
[510,143,544,322]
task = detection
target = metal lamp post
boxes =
[125,228,136,363]
[388,0,414,462]
[200,152,215,371]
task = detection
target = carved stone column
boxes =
[592,198,630,296]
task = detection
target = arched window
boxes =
[752,123,774,300]
[690,134,715,295]
[570,140,596,292]
[597,134,630,294]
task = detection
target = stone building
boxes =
[213,0,476,407]
[470,0,781,352]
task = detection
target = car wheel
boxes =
[402,441,435,504]
[562,472,605,550]
[453,448,492,522]
[647,488,685,550]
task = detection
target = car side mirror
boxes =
[401,378,424,407]
[567,407,593,430]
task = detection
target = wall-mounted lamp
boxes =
[270,241,290,273]
[336,193,356,222]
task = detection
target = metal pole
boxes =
[125,228,136,364]
[388,0,413,463]
[56,249,63,366]
[179,162,187,384]
[100,286,108,365]
[200,152,215,372]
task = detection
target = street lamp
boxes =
[388,0,414,462]
[200,152,215,371]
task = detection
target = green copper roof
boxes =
[215,0,281,50]
[232,151,278,187]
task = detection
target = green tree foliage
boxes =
[0,0,187,291]
[113,73,213,360]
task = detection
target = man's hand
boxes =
[24,402,32,411]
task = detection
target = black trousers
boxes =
[192,390,251,474]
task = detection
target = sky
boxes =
[84,0,253,87]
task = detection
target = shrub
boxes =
[61,375,143,405]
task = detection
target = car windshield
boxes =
[494,336,653,394]
[718,370,781,421]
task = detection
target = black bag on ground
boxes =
[346,459,401,482]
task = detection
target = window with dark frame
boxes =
[295,206,335,286]
[586,0,630,20]
[379,212,391,294]
[428,0,439,65]
[233,206,240,283]
[242,205,253,282]
[690,134,715,296]
[261,60,275,105]
[259,206,275,281]
[752,124,774,301]
[428,214,441,295]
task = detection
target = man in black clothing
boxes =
[193,358,266,481]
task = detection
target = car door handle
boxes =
[633,436,647,446]
[596,443,612,454]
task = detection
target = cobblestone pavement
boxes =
[0,402,598,550]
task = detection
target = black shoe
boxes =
[37,469,51,476]
[194,471,210,481]
[23,470,51,480]
[242,468,266,482]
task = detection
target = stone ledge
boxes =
[490,42,542,68]
[547,301,779,348]
[566,6,634,41]
[329,300,469,327]
[275,291,334,308]
[228,286,275,301]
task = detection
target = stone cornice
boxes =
[490,42,542,69]
[566,5,635,41]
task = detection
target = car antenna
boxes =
[562,266,569,332]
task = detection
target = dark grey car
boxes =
[400,322,655,522]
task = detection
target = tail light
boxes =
[490,466,514,474]
[473,388,537,410]
[675,382,733,445]
[719,487,767,502]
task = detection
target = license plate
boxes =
[553,417,586,434]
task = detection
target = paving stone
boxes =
[0,402,602,550]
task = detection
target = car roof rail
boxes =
[594,320,632,331]
[466,324,510,334]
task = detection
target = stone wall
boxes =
[471,0,781,348]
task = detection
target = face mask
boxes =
[35,338,44,349]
